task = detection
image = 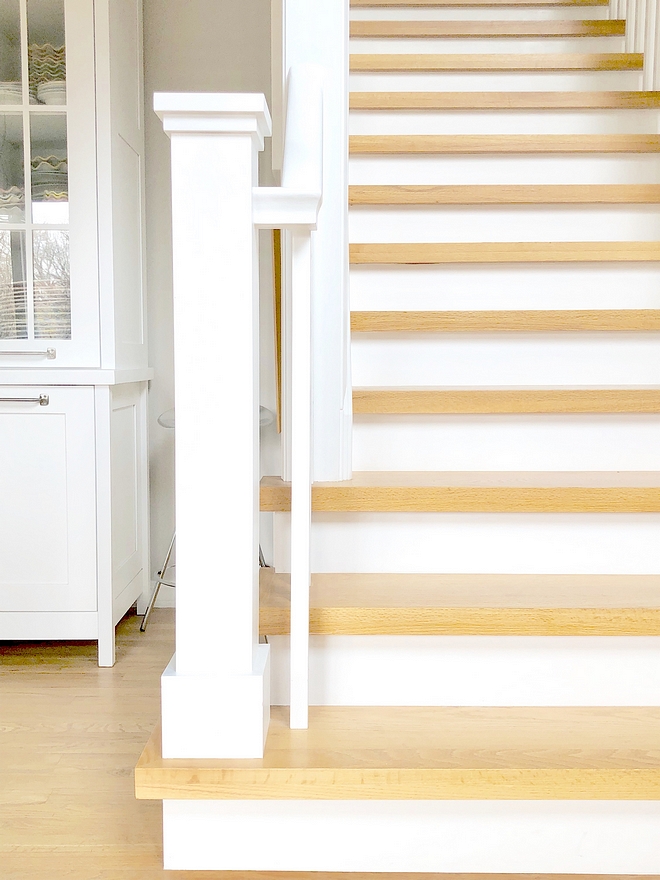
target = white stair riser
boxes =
[269,635,660,706]
[353,416,660,472]
[351,37,625,53]
[349,154,660,184]
[350,265,660,309]
[349,109,660,135]
[350,70,643,91]
[273,512,660,573]
[349,205,660,242]
[164,801,660,873]
[350,7,613,21]
[352,335,660,385]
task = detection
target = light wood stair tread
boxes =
[350,241,660,264]
[260,472,660,513]
[350,53,642,71]
[350,134,660,153]
[350,20,625,37]
[349,185,660,205]
[259,569,660,636]
[135,707,660,801]
[350,90,660,110]
[352,387,660,414]
[351,309,660,331]
[351,0,611,7]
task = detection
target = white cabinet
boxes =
[0,386,96,614]
[0,0,146,371]
[0,0,151,664]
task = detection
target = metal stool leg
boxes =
[141,531,176,632]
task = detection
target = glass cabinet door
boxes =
[0,0,99,367]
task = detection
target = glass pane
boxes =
[0,230,27,338]
[0,0,22,103]
[31,113,67,223]
[33,229,70,339]
[0,113,25,222]
[28,0,66,106]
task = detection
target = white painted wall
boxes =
[143,0,276,602]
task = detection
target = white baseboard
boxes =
[269,634,660,706]
[163,799,660,873]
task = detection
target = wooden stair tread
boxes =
[350,241,660,264]
[350,53,642,71]
[350,90,660,109]
[351,309,660,331]
[260,569,660,636]
[351,0,611,7]
[260,472,660,512]
[350,20,625,37]
[352,387,660,414]
[135,707,660,801]
[262,569,660,609]
[350,134,660,153]
[349,184,660,205]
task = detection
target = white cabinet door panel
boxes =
[0,386,96,611]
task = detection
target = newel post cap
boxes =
[154,92,272,149]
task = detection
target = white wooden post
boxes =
[155,94,272,759]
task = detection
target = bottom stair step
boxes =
[136,706,660,801]
[259,570,660,636]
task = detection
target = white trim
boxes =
[154,93,272,145]
[163,799,660,873]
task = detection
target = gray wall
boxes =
[143,0,276,603]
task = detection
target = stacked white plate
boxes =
[31,154,67,202]
[36,80,66,105]
[0,185,25,219]
[0,82,22,104]
[0,185,24,206]
[29,44,66,86]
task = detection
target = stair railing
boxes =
[619,0,660,88]
[154,65,322,758]
[255,66,324,729]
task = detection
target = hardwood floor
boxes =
[0,611,649,878]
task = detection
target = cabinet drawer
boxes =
[0,386,97,612]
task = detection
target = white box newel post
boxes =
[155,94,272,759]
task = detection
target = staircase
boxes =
[137,0,660,872]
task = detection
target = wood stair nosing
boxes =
[352,387,660,415]
[350,0,611,7]
[349,53,643,72]
[348,184,660,206]
[259,570,660,636]
[350,20,626,38]
[349,90,660,110]
[136,707,660,801]
[350,310,660,332]
[349,134,660,154]
[349,241,660,264]
[260,473,660,513]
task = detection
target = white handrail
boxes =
[253,64,324,730]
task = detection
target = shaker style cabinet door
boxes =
[0,0,99,368]
[0,385,97,611]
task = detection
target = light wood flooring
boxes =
[0,610,653,879]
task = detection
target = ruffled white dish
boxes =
[0,83,21,104]
[37,81,66,105]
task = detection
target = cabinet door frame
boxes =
[0,384,97,612]
[0,0,100,369]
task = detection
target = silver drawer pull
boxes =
[0,394,50,406]
[0,348,56,359]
